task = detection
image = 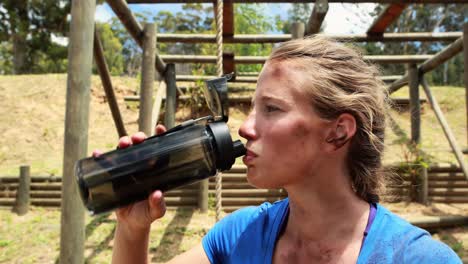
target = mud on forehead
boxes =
[258,60,308,93]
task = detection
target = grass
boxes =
[0,207,216,263]
[386,85,467,165]
[0,205,466,263]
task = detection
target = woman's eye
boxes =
[265,105,280,113]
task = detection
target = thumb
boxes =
[148,190,166,220]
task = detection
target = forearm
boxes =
[112,222,151,264]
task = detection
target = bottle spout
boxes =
[233,140,246,158]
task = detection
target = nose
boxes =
[239,110,257,140]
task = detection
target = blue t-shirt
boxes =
[202,198,461,263]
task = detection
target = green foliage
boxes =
[226,4,278,73]
[185,70,210,118]
[95,23,124,76]
[279,3,312,34]
[0,0,70,74]
[361,4,467,85]
[110,17,142,77]
[0,42,13,74]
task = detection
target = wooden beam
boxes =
[106,0,144,46]
[175,74,402,83]
[419,37,464,73]
[159,54,433,64]
[60,0,95,263]
[421,78,468,181]
[139,23,156,135]
[367,4,407,35]
[93,28,127,138]
[388,37,464,94]
[306,0,328,35]
[464,23,468,145]
[155,32,462,43]
[106,0,166,74]
[127,0,468,4]
[164,63,177,129]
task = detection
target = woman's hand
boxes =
[93,124,168,233]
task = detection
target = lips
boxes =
[242,149,258,165]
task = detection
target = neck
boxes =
[283,158,370,242]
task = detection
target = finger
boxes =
[92,149,103,158]
[131,132,147,145]
[148,190,166,219]
[118,136,133,149]
[155,124,167,135]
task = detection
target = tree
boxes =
[0,0,70,74]
[227,4,278,73]
[362,4,467,85]
[280,3,312,34]
[95,23,124,76]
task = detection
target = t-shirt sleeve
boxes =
[404,233,462,264]
[201,206,260,264]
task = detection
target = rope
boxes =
[215,0,223,222]
[215,0,223,77]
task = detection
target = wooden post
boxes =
[409,64,421,144]
[139,23,156,135]
[464,23,468,145]
[60,0,95,263]
[222,0,234,38]
[198,178,209,213]
[291,22,305,39]
[93,28,127,138]
[223,52,235,79]
[408,64,427,204]
[12,165,30,215]
[151,81,166,135]
[164,63,176,129]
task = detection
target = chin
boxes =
[246,167,283,189]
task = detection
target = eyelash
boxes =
[265,105,280,113]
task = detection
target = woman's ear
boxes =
[325,113,357,150]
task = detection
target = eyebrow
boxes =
[254,94,289,107]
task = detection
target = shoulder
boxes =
[404,231,461,263]
[359,204,461,263]
[202,199,289,263]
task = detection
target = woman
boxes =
[106,36,460,263]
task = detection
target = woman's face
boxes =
[239,60,333,189]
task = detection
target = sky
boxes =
[94,3,377,34]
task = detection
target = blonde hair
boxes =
[269,36,388,203]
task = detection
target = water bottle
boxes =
[75,74,246,214]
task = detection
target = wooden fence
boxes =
[1,164,466,213]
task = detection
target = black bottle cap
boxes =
[208,122,245,171]
[233,140,247,158]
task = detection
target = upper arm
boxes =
[166,244,210,264]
